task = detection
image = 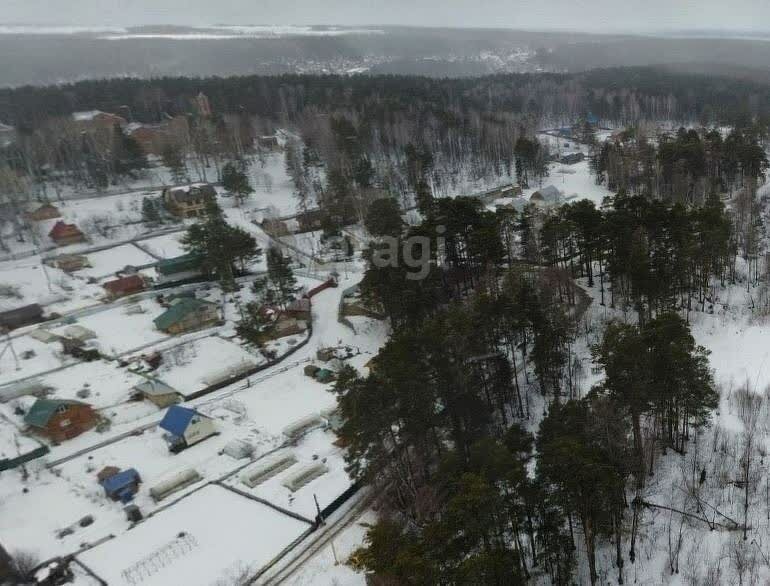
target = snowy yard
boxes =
[154,336,266,398]
[136,232,187,259]
[53,298,169,357]
[79,244,157,280]
[77,484,311,586]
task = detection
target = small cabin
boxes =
[153,298,220,335]
[49,221,86,246]
[134,379,180,408]
[158,405,216,452]
[49,254,90,273]
[101,468,142,503]
[24,399,97,442]
[103,275,145,299]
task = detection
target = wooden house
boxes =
[285,298,311,319]
[162,183,216,218]
[103,275,146,299]
[48,221,86,246]
[159,405,216,452]
[49,254,90,273]
[156,253,204,285]
[27,203,61,221]
[134,379,180,408]
[153,298,220,335]
[24,399,97,442]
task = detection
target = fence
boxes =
[318,480,362,524]
[0,445,49,472]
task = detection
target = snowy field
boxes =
[136,232,187,259]
[0,334,66,386]
[55,298,170,357]
[77,485,310,586]
[35,361,145,409]
[154,336,265,398]
[79,244,157,280]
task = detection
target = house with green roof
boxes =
[154,298,220,335]
[156,253,205,285]
[24,398,97,442]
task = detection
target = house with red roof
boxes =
[48,221,86,246]
[103,275,146,299]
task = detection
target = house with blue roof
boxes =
[101,468,142,503]
[158,405,216,452]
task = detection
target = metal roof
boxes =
[158,405,206,438]
[102,468,140,495]
[156,253,203,276]
[153,298,216,331]
[134,379,178,397]
[24,399,86,428]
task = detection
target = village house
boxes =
[24,398,97,442]
[126,115,190,157]
[273,316,309,338]
[296,208,324,233]
[530,185,563,208]
[156,253,205,285]
[133,378,180,408]
[559,152,585,165]
[100,468,142,503]
[48,221,86,246]
[48,254,90,273]
[72,110,127,132]
[159,405,216,452]
[261,218,290,236]
[0,304,44,330]
[285,297,311,320]
[153,298,220,335]
[103,275,146,299]
[26,203,61,222]
[162,183,217,218]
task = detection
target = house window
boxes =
[57,405,68,414]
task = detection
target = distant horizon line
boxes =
[1,22,770,39]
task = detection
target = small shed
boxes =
[153,298,220,335]
[103,275,145,299]
[159,405,216,452]
[304,364,321,378]
[101,468,142,503]
[23,398,97,442]
[28,329,59,343]
[62,325,96,343]
[96,465,120,484]
[134,379,180,408]
[0,304,43,330]
[50,254,90,273]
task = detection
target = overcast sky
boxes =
[2,0,770,33]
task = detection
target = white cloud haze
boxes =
[2,0,770,33]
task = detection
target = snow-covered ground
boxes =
[77,485,310,586]
[154,336,265,398]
